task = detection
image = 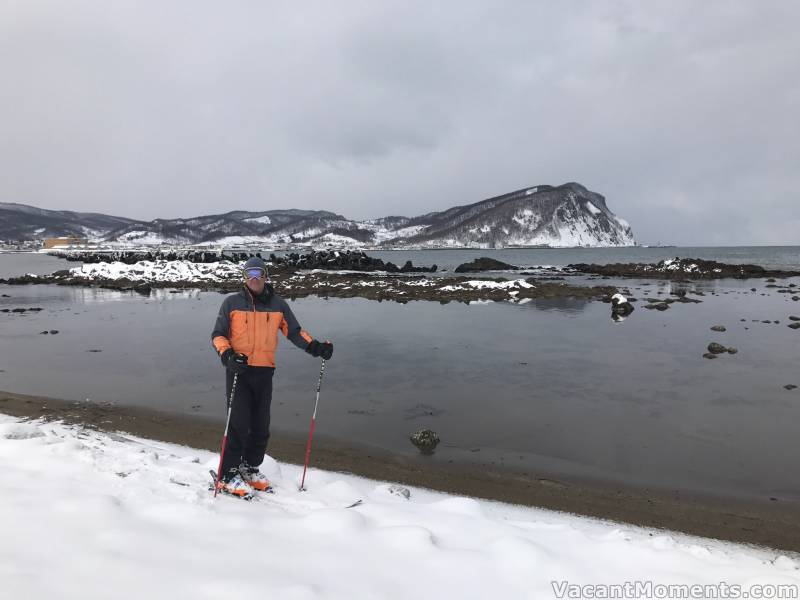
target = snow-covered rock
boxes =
[67,260,241,283]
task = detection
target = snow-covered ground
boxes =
[1,415,797,600]
[439,278,534,291]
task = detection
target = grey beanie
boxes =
[242,256,268,274]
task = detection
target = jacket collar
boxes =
[240,284,274,306]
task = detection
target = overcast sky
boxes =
[1,1,798,245]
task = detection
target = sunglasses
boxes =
[244,268,266,279]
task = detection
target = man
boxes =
[211,256,333,498]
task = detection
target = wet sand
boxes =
[2,389,799,553]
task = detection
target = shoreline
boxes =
[2,389,799,552]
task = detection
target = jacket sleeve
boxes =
[211,297,232,356]
[279,298,314,351]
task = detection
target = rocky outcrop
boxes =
[48,249,437,273]
[0,266,617,306]
[569,258,800,280]
[454,257,518,273]
[269,250,437,273]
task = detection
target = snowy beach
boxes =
[3,389,800,553]
[2,414,799,600]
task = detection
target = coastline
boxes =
[3,388,799,553]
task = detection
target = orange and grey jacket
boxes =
[211,285,314,368]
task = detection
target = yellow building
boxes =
[43,237,88,249]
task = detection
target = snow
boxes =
[243,215,272,225]
[585,202,601,216]
[611,293,627,304]
[365,223,430,244]
[195,235,277,246]
[67,260,241,283]
[1,415,797,600]
[291,227,323,240]
[311,233,365,248]
[525,187,538,195]
[615,215,631,229]
[660,259,700,273]
[114,231,177,245]
[440,279,534,291]
[512,208,541,229]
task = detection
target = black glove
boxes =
[221,349,248,373]
[306,340,333,360]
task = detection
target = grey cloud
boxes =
[0,0,798,244]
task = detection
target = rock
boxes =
[87,349,102,353]
[789,323,800,330]
[710,325,726,332]
[727,347,738,354]
[39,330,49,335]
[652,302,670,311]
[49,330,59,334]
[272,250,436,273]
[766,278,776,283]
[11,308,26,313]
[789,316,800,321]
[387,485,411,500]
[610,293,634,317]
[707,342,727,354]
[568,259,800,280]
[785,384,798,391]
[410,429,440,454]
[455,257,518,273]
[703,353,718,359]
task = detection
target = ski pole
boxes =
[213,372,239,498]
[300,359,326,491]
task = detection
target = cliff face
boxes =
[394,183,635,248]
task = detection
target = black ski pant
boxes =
[221,366,275,476]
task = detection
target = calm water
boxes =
[1,251,799,502]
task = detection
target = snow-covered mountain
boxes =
[395,183,634,248]
[1,183,635,248]
[0,202,140,241]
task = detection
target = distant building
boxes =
[44,237,88,249]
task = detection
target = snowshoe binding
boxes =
[210,469,254,500]
[240,462,272,493]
